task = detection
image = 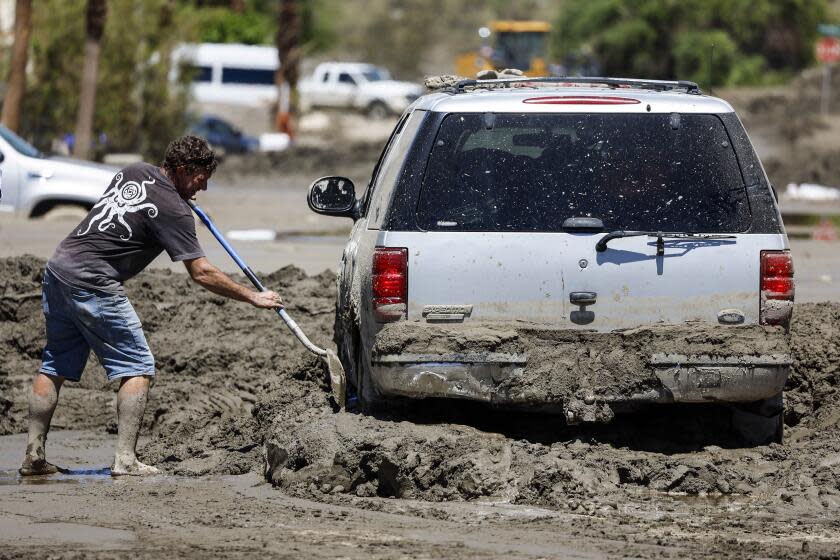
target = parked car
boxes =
[0,125,116,218]
[308,76,794,444]
[298,62,424,119]
[188,115,258,158]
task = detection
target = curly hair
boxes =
[162,135,217,176]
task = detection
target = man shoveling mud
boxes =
[20,136,284,476]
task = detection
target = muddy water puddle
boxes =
[0,467,113,486]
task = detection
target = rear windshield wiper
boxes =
[596,231,736,255]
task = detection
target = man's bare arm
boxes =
[183,257,283,309]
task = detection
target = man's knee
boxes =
[118,374,152,394]
[32,373,64,397]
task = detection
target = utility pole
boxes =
[275,0,300,139]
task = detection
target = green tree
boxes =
[22,0,190,160]
[552,0,829,86]
[177,5,274,44]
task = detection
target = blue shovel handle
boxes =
[188,199,327,357]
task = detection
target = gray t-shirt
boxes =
[48,162,204,293]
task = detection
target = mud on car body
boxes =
[308,77,793,444]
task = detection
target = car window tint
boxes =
[338,73,356,85]
[0,124,43,158]
[210,120,234,135]
[417,113,750,233]
[367,111,425,229]
[362,113,410,216]
[221,67,275,85]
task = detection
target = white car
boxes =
[0,125,116,217]
[298,62,423,119]
[309,76,793,445]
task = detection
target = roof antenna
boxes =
[708,43,715,96]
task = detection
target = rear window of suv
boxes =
[416,113,750,233]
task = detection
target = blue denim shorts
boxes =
[40,268,155,382]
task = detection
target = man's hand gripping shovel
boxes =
[188,200,346,408]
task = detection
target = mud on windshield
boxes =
[416,112,751,233]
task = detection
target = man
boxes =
[20,136,283,476]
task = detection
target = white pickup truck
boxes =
[297,62,424,119]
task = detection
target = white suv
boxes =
[308,77,793,444]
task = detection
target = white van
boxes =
[171,43,279,107]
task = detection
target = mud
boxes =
[725,67,840,189]
[0,255,337,476]
[373,321,790,407]
[213,141,384,188]
[2,256,840,557]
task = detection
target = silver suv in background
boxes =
[309,77,794,445]
[0,125,116,218]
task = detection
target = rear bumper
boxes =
[370,352,790,422]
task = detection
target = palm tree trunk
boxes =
[73,0,107,160]
[1,0,33,133]
[275,0,300,137]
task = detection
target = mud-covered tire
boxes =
[352,334,382,413]
[366,100,390,120]
[730,392,784,446]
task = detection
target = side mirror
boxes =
[0,151,5,163]
[307,176,358,219]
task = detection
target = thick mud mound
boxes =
[373,321,789,410]
[213,143,382,186]
[260,303,838,511]
[1,256,839,512]
[0,255,336,475]
[732,67,840,189]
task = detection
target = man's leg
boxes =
[112,375,159,476]
[20,373,65,476]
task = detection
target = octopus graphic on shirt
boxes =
[77,171,159,240]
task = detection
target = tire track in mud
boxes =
[1,256,839,515]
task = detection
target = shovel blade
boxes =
[325,350,346,409]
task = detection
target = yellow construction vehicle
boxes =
[455,20,551,78]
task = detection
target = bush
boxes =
[672,30,738,87]
[552,0,830,85]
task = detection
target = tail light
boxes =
[372,247,407,322]
[760,250,794,328]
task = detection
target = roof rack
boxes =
[449,76,703,95]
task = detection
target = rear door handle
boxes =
[570,292,597,305]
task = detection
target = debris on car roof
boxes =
[424,74,469,90]
[425,68,525,91]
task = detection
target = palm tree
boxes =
[73,0,108,160]
[275,0,300,137]
[1,0,33,133]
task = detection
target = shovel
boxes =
[188,200,346,408]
